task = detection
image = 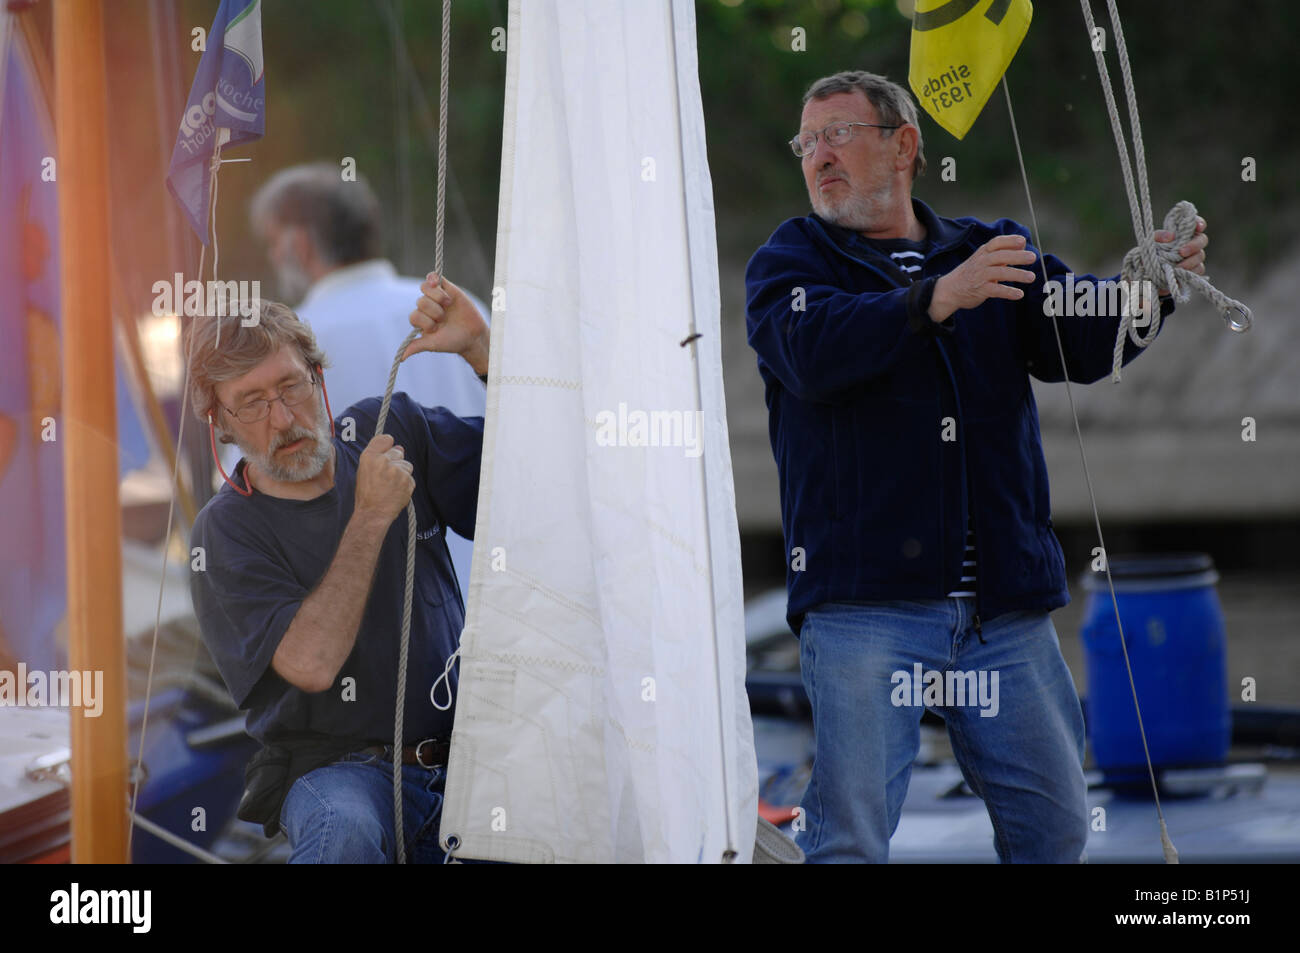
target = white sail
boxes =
[438,0,757,863]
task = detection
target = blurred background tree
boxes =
[173,0,1296,299]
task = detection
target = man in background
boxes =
[242,163,489,602]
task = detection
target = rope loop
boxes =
[1112,200,1253,381]
[430,647,461,712]
[1081,0,1253,384]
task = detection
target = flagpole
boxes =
[53,0,129,863]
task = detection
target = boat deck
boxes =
[755,715,1300,863]
[0,708,70,864]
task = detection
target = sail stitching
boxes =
[498,374,581,390]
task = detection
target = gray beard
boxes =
[275,255,314,306]
[813,183,890,233]
[238,397,333,483]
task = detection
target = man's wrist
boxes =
[349,506,395,538]
[462,334,490,377]
[928,275,955,323]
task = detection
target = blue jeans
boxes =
[279,751,448,864]
[796,599,1088,863]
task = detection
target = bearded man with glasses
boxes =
[186,286,485,863]
[745,71,1210,863]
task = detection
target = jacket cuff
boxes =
[906,276,952,336]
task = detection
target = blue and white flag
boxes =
[165,0,265,244]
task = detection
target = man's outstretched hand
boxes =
[402,272,490,375]
[929,235,1038,323]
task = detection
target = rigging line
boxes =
[666,0,736,864]
[1000,75,1177,864]
[376,0,451,866]
[1080,2,1148,245]
[129,140,224,859]
[436,0,449,279]
[130,811,231,864]
[374,0,494,297]
[1081,0,1249,378]
[386,0,416,274]
[211,137,225,350]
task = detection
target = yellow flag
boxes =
[908,0,1033,140]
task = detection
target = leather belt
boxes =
[358,738,450,769]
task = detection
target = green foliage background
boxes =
[182,0,1296,300]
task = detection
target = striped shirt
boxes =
[946,520,978,599]
[888,248,924,280]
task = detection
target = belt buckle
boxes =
[414,738,440,769]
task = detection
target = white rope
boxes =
[131,811,231,864]
[375,334,418,866]
[376,0,494,295]
[429,647,460,711]
[210,136,226,349]
[1000,74,1180,864]
[1080,0,1250,383]
[1002,2,1197,859]
[1072,0,1195,863]
[127,138,226,859]
[379,0,452,866]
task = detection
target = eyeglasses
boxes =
[790,120,901,158]
[219,376,317,424]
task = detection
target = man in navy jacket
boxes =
[745,71,1208,863]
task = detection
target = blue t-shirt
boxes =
[189,392,483,746]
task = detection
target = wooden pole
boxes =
[53,0,129,863]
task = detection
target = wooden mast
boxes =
[53,0,129,863]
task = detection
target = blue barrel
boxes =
[1079,553,1230,782]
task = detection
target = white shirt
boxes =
[221,259,488,603]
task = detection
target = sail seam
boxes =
[498,375,581,390]
[474,651,605,677]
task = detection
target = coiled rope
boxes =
[374,0,452,866]
[997,0,1256,865]
[1003,75,1180,863]
[1078,0,1251,383]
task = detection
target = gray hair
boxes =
[185,299,329,442]
[249,163,383,266]
[803,71,927,180]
